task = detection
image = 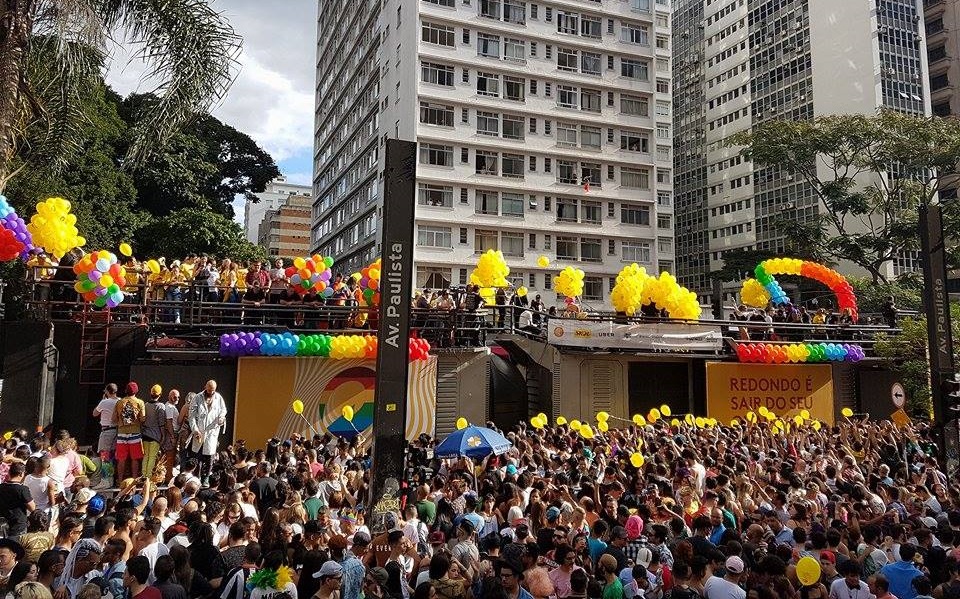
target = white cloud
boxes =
[283,171,313,186]
[104,0,316,167]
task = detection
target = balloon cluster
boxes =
[409,337,430,361]
[736,342,865,363]
[470,249,510,288]
[555,266,585,299]
[284,255,335,297]
[27,197,85,259]
[740,258,858,321]
[642,272,702,319]
[256,332,300,356]
[356,258,381,307]
[73,251,126,308]
[0,195,33,260]
[609,266,701,319]
[219,332,429,361]
[610,263,648,315]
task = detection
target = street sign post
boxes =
[891,383,905,409]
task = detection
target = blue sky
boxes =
[106,1,317,221]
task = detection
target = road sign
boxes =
[891,382,906,408]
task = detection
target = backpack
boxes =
[415,520,430,556]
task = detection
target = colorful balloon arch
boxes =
[739,258,858,321]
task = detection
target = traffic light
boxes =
[943,375,960,411]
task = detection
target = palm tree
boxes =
[0,0,242,191]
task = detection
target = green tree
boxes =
[5,83,147,250]
[0,0,242,190]
[135,207,266,262]
[119,94,280,218]
[849,276,923,314]
[874,304,960,417]
[732,111,960,282]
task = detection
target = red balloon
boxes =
[0,229,23,262]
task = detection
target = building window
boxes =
[581,126,601,149]
[476,190,499,215]
[581,238,602,262]
[501,38,524,62]
[557,197,578,222]
[622,240,651,262]
[581,162,601,187]
[583,276,603,300]
[421,22,455,46]
[477,111,500,136]
[529,233,537,249]
[504,0,526,23]
[504,76,525,101]
[501,231,524,256]
[558,85,578,108]
[621,204,650,226]
[500,193,524,217]
[581,51,602,75]
[621,94,649,116]
[417,225,452,248]
[478,72,500,96]
[557,11,578,34]
[582,201,601,224]
[476,151,499,175]
[475,228,499,252]
[620,131,648,152]
[477,33,501,57]
[621,23,649,45]
[656,78,669,93]
[418,184,454,207]
[580,89,601,113]
[557,160,577,184]
[502,154,525,178]
[503,114,525,139]
[460,228,468,244]
[544,234,552,249]
[480,0,501,20]
[621,167,649,189]
[556,235,578,260]
[657,214,671,229]
[421,62,455,86]
[656,168,670,184]
[419,101,454,126]
[558,47,579,72]
[557,122,578,147]
[419,143,453,166]
[658,237,672,254]
[621,58,649,80]
[581,15,602,39]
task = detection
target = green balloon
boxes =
[108,284,120,294]
[93,296,107,308]
[324,256,334,268]
[80,279,96,292]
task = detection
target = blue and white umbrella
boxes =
[435,424,513,459]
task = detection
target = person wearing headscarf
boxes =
[53,539,102,599]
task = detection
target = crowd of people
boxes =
[0,385,953,599]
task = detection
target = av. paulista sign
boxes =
[369,139,416,531]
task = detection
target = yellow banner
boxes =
[233,356,437,448]
[706,363,835,424]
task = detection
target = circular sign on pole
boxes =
[891,382,906,408]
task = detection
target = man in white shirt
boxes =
[93,383,120,464]
[703,556,746,599]
[134,516,170,584]
[829,560,875,599]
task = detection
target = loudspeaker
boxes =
[0,322,57,431]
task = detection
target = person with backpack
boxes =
[220,543,261,599]
[141,385,168,482]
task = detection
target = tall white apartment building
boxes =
[673,0,930,296]
[314,0,674,303]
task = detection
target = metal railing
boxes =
[18,268,903,355]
